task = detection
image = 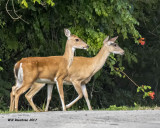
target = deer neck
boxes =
[63,40,75,68]
[92,45,110,73]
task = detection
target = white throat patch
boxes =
[72,47,75,53]
[112,51,121,54]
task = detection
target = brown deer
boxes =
[9,29,89,112]
[20,36,124,112]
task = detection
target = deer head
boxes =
[64,29,89,50]
[103,36,124,55]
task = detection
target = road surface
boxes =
[0,110,160,128]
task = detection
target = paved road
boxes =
[0,110,160,128]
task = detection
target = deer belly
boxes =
[36,78,72,85]
[36,78,55,84]
[63,81,72,85]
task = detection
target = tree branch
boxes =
[11,0,29,24]
[5,0,29,24]
[6,0,19,20]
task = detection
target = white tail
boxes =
[21,36,124,112]
[9,29,88,112]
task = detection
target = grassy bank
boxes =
[104,105,160,111]
[1,105,160,114]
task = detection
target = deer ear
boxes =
[107,41,112,45]
[109,36,118,42]
[64,29,71,38]
[103,36,109,44]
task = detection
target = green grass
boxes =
[104,105,159,111]
[0,110,34,114]
[0,101,47,114]
[1,105,160,114]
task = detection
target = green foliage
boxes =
[0,59,6,110]
[137,85,151,93]
[21,0,28,8]
[19,0,55,8]
[0,78,11,110]
[0,59,3,71]
[137,85,153,99]
[0,19,5,28]
[105,103,157,111]
[0,0,159,111]
[107,105,128,110]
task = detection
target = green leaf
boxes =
[6,39,18,50]
[46,0,55,6]
[0,67,3,71]
[34,0,41,4]
[94,70,101,80]
[21,0,28,8]
[137,87,140,92]
[143,86,147,90]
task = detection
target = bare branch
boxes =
[151,24,160,33]
[5,0,29,24]
[11,0,22,19]
[6,0,19,20]
[11,0,29,24]
[148,31,159,37]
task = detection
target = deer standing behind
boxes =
[9,29,89,112]
[22,36,124,112]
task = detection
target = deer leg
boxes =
[81,85,92,110]
[25,83,45,112]
[45,84,54,112]
[56,78,66,111]
[10,92,15,112]
[9,86,17,112]
[14,83,31,112]
[66,81,83,109]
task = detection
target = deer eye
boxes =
[112,43,117,47]
[75,39,79,42]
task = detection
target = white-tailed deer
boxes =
[21,36,124,112]
[9,29,89,112]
